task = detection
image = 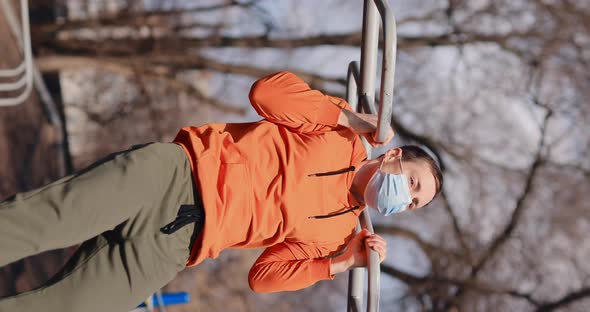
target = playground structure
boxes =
[0,0,33,107]
[347,0,398,311]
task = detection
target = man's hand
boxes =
[337,109,394,147]
[329,229,388,275]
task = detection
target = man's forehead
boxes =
[419,165,438,203]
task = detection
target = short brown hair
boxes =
[399,145,443,199]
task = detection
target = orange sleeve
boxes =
[248,241,338,293]
[249,71,351,134]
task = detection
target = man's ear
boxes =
[385,147,402,160]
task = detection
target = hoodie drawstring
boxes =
[307,165,359,219]
[308,166,355,177]
[308,205,361,219]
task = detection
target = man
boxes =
[0,71,442,311]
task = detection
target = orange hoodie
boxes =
[173,71,367,292]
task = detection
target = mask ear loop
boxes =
[398,156,405,174]
[397,156,413,211]
[380,154,405,174]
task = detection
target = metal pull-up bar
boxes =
[346,0,398,311]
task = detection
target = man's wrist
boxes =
[337,109,376,134]
[329,254,353,275]
[337,108,352,128]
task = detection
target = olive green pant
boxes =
[0,143,199,312]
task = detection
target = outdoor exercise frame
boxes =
[0,0,33,107]
[346,0,397,311]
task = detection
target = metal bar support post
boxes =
[346,62,382,312]
[360,0,397,141]
[347,0,398,311]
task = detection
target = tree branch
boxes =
[36,30,546,58]
[373,224,468,264]
[440,190,473,264]
[146,54,346,86]
[36,55,247,114]
[33,1,260,32]
[381,264,540,306]
[535,287,590,312]
[36,54,346,91]
[447,109,552,308]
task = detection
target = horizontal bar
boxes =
[0,72,28,91]
[0,61,26,77]
[348,0,399,310]
[359,0,380,127]
[360,209,380,312]
[0,0,33,106]
[358,131,381,312]
[373,0,397,143]
[347,61,361,112]
[348,268,365,312]
[346,63,364,312]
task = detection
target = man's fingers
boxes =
[355,229,371,244]
[365,235,387,262]
[366,128,394,147]
[365,235,385,243]
[366,243,386,262]
[366,234,386,244]
[366,136,385,148]
[367,242,384,252]
[366,238,386,251]
[359,229,371,237]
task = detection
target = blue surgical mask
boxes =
[363,157,412,216]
